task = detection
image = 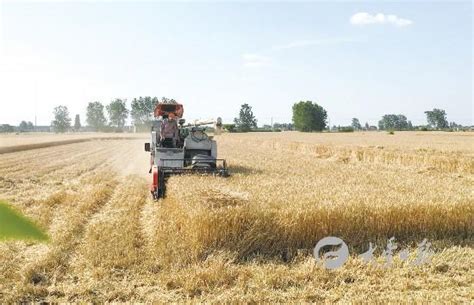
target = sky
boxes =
[0,0,472,127]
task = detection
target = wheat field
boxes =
[0,131,472,302]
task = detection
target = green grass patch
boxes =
[0,201,48,241]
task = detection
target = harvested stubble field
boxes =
[0,131,472,302]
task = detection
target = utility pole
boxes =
[271,117,273,130]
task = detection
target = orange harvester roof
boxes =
[154,103,184,118]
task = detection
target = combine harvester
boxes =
[145,102,229,199]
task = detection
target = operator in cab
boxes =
[160,114,179,148]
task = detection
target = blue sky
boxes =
[0,1,472,126]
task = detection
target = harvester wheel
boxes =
[151,166,163,200]
[151,184,165,200]
[150,166,166,200]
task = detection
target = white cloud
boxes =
[242,53,271,68]
[350,12,413,27]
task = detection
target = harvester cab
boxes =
[145,102,229,199]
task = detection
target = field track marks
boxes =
[52,176,149,301]
[0,139,144,178]
[0,137,140,155]
[139,196,160,262]
[0,138,93,155]
[0,141,113,177]
[0,144,78,170]
[106,139,149,177]
[0,141,142,203]
[0,155,109,203]
[0,174,117,302]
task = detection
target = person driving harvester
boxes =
[160,113,178,148]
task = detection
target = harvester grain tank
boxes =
[144,102,229,199]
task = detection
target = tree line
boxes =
[230,102,463,133]
[46,96,175,133]
[1,98,467,133]
[0,96,175,133]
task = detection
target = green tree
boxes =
[106,98,129,131]
[19,121,28,132]
[223,124,236,132]
[449,121,461,129]
[338,126,354,132]
[425,108,448,129]
[51,105,71,133]
[273,123,294,131]
[0,124,14,133]
[74,114,81,131]
[18,121,33,132]
[292,101,327,132]
[86,102,107,131]
[378,114,410,130]
[395,115,408,130]
[27,121,34,130]
[131,96,158,127]
[234,103,257,132]
[352,118,362,130]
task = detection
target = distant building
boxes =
[34,126,52,132]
